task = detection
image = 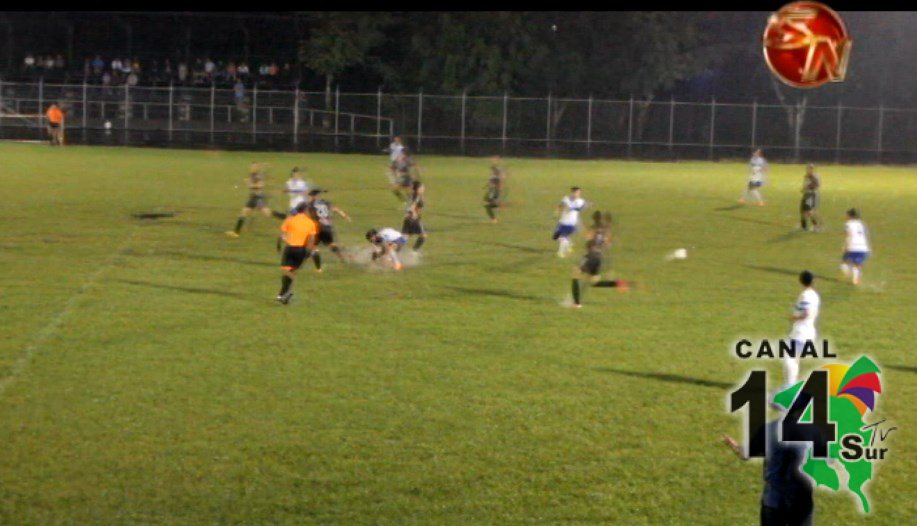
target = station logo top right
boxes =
[763,2,852,89]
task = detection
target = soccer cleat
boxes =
[315,268,323,273]
[737,198,746,204]
[280,292,294,305]
[568,303,583,309]
[617,280,631,292]
[225,231,240,238]
[757,201,766,206]
[393,262,403,271]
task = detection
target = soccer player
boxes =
[786,270,820,386]
[840,208,871,286]
[401,180,426,252]
[569,211,630,308]
[306,188,352,272]
[277,202,318,305]
[739,149,767,206]
[391,152,418,203]
[366,228,407,271]
[384,136,406,184]
[799,163,821,231]
[483,156,507,223]
[226,162,285,238]
[284,167,310,212]
[553,187,587,258]
[45,103,65,146]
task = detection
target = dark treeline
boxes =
[1,11,914,107]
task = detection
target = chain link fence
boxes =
[1,80,914,163]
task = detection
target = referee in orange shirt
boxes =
[277,202,319,305]
[45,103,65,146]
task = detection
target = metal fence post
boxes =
[252,84,258,142]
[376,87,382,147]
[293,88,300,144]
[627,96,634,158]
[460,89,466,155]
[349,113,355,147]
[209,83,215,137]
[750,100,757,148]
[708,97,716,160]
[124,83,129,131]
[168,82,173,141]
[501,92,508,153]
[417,88,423,153]
[835,102,842,163]
[37,77,43,129]
[794,101,801,162]
[876,105,884,163]
[82,81,88,129]
[545,93,553,155]
[668,95,675,153]
[586,95,593,154]
[334,84,340,149]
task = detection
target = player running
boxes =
[569,211,630,308]
[483,156,507,223]
[284,167,310,212]
[384,136,406,184]
[553,187,588,258]
[277,202,319,305]
[391,152,419,203]
[226,162,285,238]
[785,270,820,386]
[306,188,352,272]
[800,163,821,231]
[739,149,767,206]
[402,180,427,252]
[840,208,871,286]
[365,227,407,271]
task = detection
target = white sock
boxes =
[558,237,570,254]
[751,189,762,203]
[783,356,800,386]
[852,267,861,284]
[840,263,850,277]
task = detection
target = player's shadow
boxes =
[766,231,804,244]
[482,241,544,254]
[717,214,785,228]
[442,285,543,303]
[886,365,917,375]
[713,204,744,212]
[114,279,254,301]
[593,367,732,390]
[742,264,843,284]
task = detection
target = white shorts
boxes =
[289,196,306,210]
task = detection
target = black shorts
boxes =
[485,189,500,205]
[245,193,267,209]
[48,122,61,129]
[398,174,413,188]
[579,252,603,276]
[401,216,425,235]
[801,192,819,212]
[281,246,310,270]
[317,226,336,246]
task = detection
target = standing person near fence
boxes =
[799,164,821,232]
[484,156,507,224]
[45,103,65,146]
[739,149,768,206]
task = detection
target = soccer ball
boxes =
[673,248,688,260]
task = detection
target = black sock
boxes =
[801,217,807,229]
[485,205,495,219]
[276,237,282,252]
[312,252,322,270]
[811,216,819,226]
[572,279,581,305]
[279,275,293,295]
[594,280,620,288]
[393,190,403,201]
[234,217,245,233]
[271,210,287,220]
[413,237,425,251]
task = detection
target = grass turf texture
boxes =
[0,143,914,524]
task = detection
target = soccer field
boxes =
[0,143,913,524]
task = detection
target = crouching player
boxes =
[569,211,630,308]
[366,228,407,271]
[277,203,318,305]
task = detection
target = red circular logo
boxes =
[763,2,852,88]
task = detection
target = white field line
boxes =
[0,229,139,396]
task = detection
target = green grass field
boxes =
[0,142,914,524]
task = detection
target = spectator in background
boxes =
[238,62,250,77]
[120,58,132,75]
[127,71,139,86]
[269,62,279,77]
[131,58,141,73]
[54,55,65,69]
[204,57,215,80]
[23,53,35,70]
[226,62,237,81]
[44,56,55,70]
[234,79,246,107]
[92,55,104,74]
[111,57,123,73]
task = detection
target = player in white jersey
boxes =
[739,149,767,206]
[366,227,407,271]
[786,270,820,386]
[284,167,310,211]
[840,208,871,285]
[384,136,406,184]
[552,187,588,257]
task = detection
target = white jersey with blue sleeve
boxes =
[845,219,870,253]
[559,196,587,226]
[379,228,406,245]
[789,288,820,342]
[749,155,768,183]
[286,178,309,208]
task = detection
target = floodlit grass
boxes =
[0,142,913,524]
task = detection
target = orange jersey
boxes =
[46,106,64,124]
[281,214,318,247]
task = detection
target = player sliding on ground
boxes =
[483,156,507,223]
[569,211,630,308]
[800,163,821,231]
[366,228,407,271]
[738,148,767,206]
[226,162,286,238]
[553,187,588,258]
[306,188,352,272]
[840,208,871,286]
[277,203,318,305]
